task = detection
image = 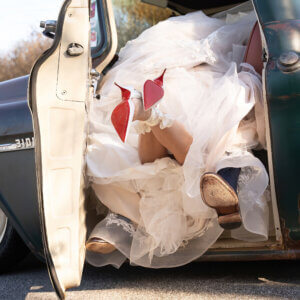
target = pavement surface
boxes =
[0,254,300,300]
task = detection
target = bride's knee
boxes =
[138,144,168,164]
[138,132,168,164]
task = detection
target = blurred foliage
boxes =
[113,0,172,50]
[0,1,172,82]
[0,32,51,82]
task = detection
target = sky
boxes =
[0,0,63,54]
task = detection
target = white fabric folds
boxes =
[134,106,174,134]
[86,10,269,268]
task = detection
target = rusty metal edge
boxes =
[196,248,300,262]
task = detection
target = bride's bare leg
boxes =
[133,98,193,165]
[133,98,168,163]
[138,121,193,165]
[138,131,169,164]
[151,122,193,165]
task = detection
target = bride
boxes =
[85,10,269,268]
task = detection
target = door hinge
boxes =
[90,69,101,99]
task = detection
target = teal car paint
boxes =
[0,76,43,258]
[253,0,300,245]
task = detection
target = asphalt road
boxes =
[0,254,300,300]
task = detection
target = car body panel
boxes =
[253,0,300,246]
[0,76,43,258]
[0,150,43,257]
[0,75,29,104]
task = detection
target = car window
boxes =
[112,0,173,51]
[91,0,101,49]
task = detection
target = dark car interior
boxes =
[142,0,249,14]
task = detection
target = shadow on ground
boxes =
[1,254,300,299]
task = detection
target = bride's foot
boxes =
[132,98,151,121]
[111,69,166,142]
[200,168,242,230]
[85,237,116,254]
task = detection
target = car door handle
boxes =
[66,43,84,57]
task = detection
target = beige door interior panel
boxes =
[29,0,91,296]
[57,4,90,102]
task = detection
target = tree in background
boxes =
[113,0,172,50]
[0,0,172,82]
[0,32,51,82]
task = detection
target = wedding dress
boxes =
[86,10,270,268]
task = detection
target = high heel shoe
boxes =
[200,169,242,230]
[85,237,116,254]
[143,68,166,111]
[111,84,141,142]
[111,69,166,142]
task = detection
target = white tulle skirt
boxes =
[86,10,270,268]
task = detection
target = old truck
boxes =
[0,0,299,299]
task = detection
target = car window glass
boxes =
[91,0,101,48]
[112,0,173,51]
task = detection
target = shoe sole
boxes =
[200,172,241,229]
[86,238,116,254]
[218,213,242,230]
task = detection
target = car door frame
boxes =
[27,0,117,298]
[252,0,300,247]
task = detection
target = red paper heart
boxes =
[143,80,164,111]
[111,101,131,142]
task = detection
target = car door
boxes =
[28,0,117,298]
[252,0,300,246]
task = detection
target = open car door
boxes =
[28,0,117,298]
[252,0,300,245]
